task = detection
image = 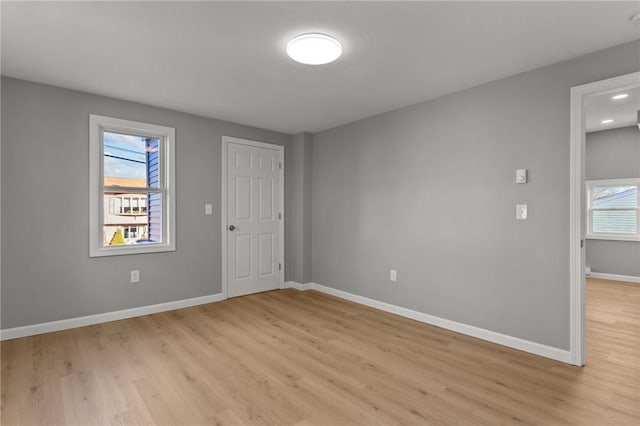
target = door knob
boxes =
[228,225,236,231]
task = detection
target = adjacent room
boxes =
[1,1,639,425]
[583,86,640,397]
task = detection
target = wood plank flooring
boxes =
[1,278,639,425]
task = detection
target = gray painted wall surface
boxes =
[1,77,292,329]
[586,126,640,277]
[288,132,313,283]
[312,40,640,350]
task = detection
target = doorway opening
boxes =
[569,71,640,366]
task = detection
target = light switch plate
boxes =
[516,169,528,184]
[205,203,213,215]
[516,204,528,220]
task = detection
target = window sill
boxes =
[90,243,176,258]
[586,235,640,242]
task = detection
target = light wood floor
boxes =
[1,278,639,425]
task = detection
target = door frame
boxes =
[221,136,285,299]
[569,71,639,366]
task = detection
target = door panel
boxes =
[235,176,251,219]
[227,141,281,298]
[258,233,273,276]
[234,234,251,279]
[259,178,273,219]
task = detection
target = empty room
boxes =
[1,1,639,425]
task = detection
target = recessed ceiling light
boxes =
[286,33,342,65]
[601,119,614,124]
[612,93,629,100]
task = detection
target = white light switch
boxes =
[205,203,213,215]
[130,270,140,283]
[516,204,528,220]
[516,169,528,184]
[390,269,397,282]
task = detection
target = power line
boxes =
[104,154,146,164]
[104,144,146,157]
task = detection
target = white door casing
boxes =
[222,137,284,298]
[568,71,640,367]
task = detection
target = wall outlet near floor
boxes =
[390,269,397,282]
[130,270,140,283]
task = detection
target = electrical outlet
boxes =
[130,270,140,283]
[390,269,397,282]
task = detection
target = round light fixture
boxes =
[612,93,629,100]
[287,33,342,65]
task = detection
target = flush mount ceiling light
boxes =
[286,33,342,65]
[612,93,629,100]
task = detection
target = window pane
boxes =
[103,131,160,188]
[102,191,162,246]
[122,197,131,214]
[592,185,637,209]
[592,210,637,234]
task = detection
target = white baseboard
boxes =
[284,281,313,291]
[589,272,640,284]
[2,281,576,364]
[288,281,571,364]
[1,293,225,341]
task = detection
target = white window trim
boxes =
[586,177,640,242]
[89,114,176,257]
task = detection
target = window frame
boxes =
[586,177,640,242]
[89,114,176,257]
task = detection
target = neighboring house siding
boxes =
[146,139,162,242]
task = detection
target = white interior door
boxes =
[226,140,282,298]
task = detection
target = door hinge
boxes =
[279,212,282,220]
[580,239,584,248]
[278,263,282,271]
[279,161,282,170]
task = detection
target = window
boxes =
[586,178,640,241]
[123,226,139,239]
[110,196,147,215]
[90,115,175,257]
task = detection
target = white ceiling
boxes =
[2,1,639,134]
[585,86,640,132]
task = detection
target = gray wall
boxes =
[312,40,640,350]
[1,77,292,329]
[288,132,313,283]
[586,126,640,277]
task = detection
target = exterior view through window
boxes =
[102,131,161,246]
[89,114,175,257]
[587,179,639,240]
